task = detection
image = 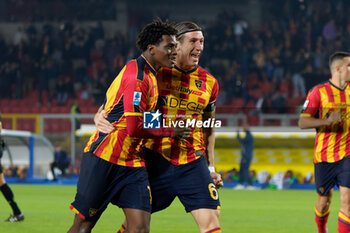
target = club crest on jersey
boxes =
[195,80,202,89]
[89,208,98,217]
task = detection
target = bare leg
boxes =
[123,208,150,233]
[191,208,220,233]
[315,189,333,214]
[340,186,350,216]
[67,214,96,233]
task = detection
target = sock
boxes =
[116,224,126,233]
[338,211,350,233]
[315,207,329,233]
[0,184,21,215]
[205,227,221,233]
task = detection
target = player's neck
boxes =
[175,62,195,72]
[142,53,160,71]
[331,75,347,89]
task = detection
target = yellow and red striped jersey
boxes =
[300,80,350,163]
[145,65,219,165]
[84,55,158,167]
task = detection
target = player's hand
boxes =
[211,172,223,188]
[172,117,192,140]
[326,111,341,125]
[173,126,192,140]
[94,109,115,134]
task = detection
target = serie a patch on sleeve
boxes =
[133,92,142,105]
[302,100,309,110]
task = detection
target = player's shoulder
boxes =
[159,67,172,75]
[123,56,154,82]
[308,80,330,93]
[197,66,218,83]
[197,66,215,78]
[122,59,137,75]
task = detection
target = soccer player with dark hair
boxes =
[96,21,223,233]
[299,51,350,233]
[67,19,191,233]
[0,113,24,222]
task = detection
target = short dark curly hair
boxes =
[136,18,177,52]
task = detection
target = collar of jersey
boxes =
[174,65,198,75]
[140,54,157,77]
[329,79,348,91]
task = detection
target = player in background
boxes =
[68,19,191,233]
[299,51,350,233]
[96,21,223,233]
[0,113,24,222]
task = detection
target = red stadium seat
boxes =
[30,106,41,113]
[2,118,12,129]
[230,98,245,113]
[80,106,89,113]
[17,119,36,132]
[1,106,12,113]
[51,106,63,113]
[40,106,51,113]
[247,73,260,89]
[11,106,21,113]
[244,100,256,114]
[247,115,259,126]
[62,119,72,131]
[88,106,99,113]
[51,122,60,132]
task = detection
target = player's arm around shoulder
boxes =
[94,105,115,134]
[298,87,341,129]
[298,111,341,129]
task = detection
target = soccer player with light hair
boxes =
[68,19,191,233]
[96,21,223,233]
[299,51,350,233]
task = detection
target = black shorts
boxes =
[315,155,350,196]
[144,148,221,213]
[70,152,151,221]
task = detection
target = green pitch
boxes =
[0,185,340,232]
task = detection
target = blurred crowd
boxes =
[222,168,314,190]
[0,0,349,113]
[202,0,350,113]
[2,164,28,180]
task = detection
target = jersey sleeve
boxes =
[123,67,174,138]
[203,79,219,116]
[123,73,148,117]
[300,87,320,118]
